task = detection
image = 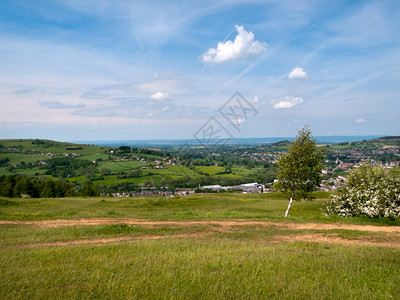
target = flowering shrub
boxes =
[326,164,400,218]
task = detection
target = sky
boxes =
[0,0,399,141]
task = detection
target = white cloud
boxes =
[161,106,170,111]
[355,118,365,123]
[150,91,169,101]
[272,96,304,109]
[288,67,308,80]
[202,25,267,63]
[148,112,154,117]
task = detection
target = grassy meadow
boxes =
[1,193,400,299]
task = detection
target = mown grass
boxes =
[1,193,400,226]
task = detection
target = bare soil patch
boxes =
[7,232,211,248]
[1,218,400,233]
[2,218,400,248]
[277,233,400,248]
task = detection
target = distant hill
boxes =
[74,135,383,147]
[0,139,106,155]
[377,136,400,140]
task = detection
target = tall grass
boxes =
[1,238,399,299]
[1,193,400,299]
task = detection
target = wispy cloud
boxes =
[0,0,399,139]
[13,88,36,94]
[40,101,86,109]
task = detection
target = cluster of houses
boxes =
[332,145,400,163]
[334,158,399,171]
[242,152,281,163]
[114,156,180,169]
[39,152,82,158]
[109,190,175,197]
[105,183,270,197]
[319,176,347,191]
[201,182,268,193]
[319,159,400,191]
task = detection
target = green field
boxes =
[0,167,47,176]
[1,193,400,299]
[194,165,226,175]
[97,174,166,186]
[142,165,200,177]
[231,167,254,176]
[77,153,113,162]
[0,153,50,165]
[97,160,149,172]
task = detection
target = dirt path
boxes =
[277,233,400,248]
[1,218,400,233]
[7,232,210,248]
[4,231,400,249]
[2,218,400,248]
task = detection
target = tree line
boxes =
[0,175,99,198]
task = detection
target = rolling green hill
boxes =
[0,139,268,193]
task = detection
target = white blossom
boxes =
[326,164,400,218]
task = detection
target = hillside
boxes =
[1,136,399,197]
[0,139,275,195]
[0,139,107,155]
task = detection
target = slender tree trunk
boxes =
[285,193,294,217]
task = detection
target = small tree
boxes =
[274,126,325,217]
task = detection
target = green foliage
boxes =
[0,199,18,206]
[274,126,325,201]
[97,181,139,194]
[80,183,99,197]
[326,164,400,218]
[44,157,93,177]
[118,146,131,153]
[31,139,46,145]
[0,175,95,198]
[0,157,10,167]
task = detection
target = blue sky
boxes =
[0,0,399,141]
